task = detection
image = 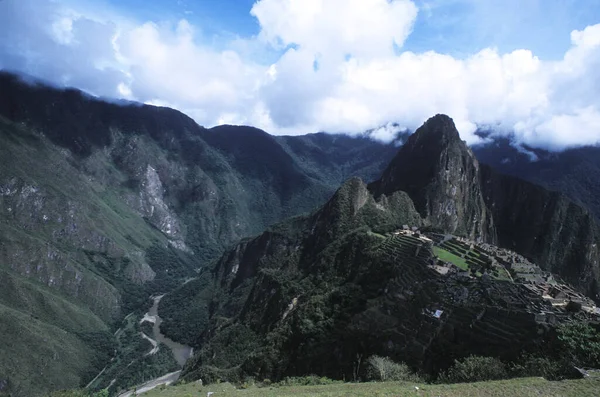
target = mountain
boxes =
[369,115,494,241]
[2,69,600,395]
[168,115,600,384]
[369,115,600,298]
[0,71,397,396]
[473,140,600,223]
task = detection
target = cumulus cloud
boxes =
[251,0,418,59]
[1,0,600,150]
[0,0,263,126]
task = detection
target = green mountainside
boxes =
[166,115,600,385]
[2,72,600,396]
[0,72,397,396]
[473,138,600,223]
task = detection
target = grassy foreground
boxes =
[142,377,600,397]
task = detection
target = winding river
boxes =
[118,295,193,397]
[146,294,194,366]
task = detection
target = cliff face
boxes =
[368,114,600,299]
[369,115,494,241]
[481,166,600,298]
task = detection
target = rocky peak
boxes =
[412,114,462,145]
[369,114,494,241]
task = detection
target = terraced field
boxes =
[435,238,508,279]
[433,246,469,270]
[377,233,438,290]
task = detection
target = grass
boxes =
[141,377,600,397]
[0,303,98,397]
[433,246,469,271]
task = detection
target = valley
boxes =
[113,295,192,397]
[143,295,193,367]
[0,74,599,396]
[0,72,400,397]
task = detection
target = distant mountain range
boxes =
[473,139,600,222]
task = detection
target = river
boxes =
[117,294,193,396]
[147,294,194,366]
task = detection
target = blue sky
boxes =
[96,0,600,59]
[1,0,600,149]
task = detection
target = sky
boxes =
[1,0,600,150]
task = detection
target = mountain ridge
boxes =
[1,71,600,395]
[161,114,600,386]
[0,71,399,396]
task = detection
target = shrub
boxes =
[442,356,507,383]
[557,321,600,367]
[366,355,420,382]
[509,355,573,380]
[277,376,337,386]
[184,365,243,385]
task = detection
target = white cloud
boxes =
[368,123,408,143]
[120,20,262,115]
[251,0,418,59]
[1,0,600,150]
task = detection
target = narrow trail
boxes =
[85,365,108,389]
[140,331,159,355]
[117,371,181,397]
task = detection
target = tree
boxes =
[557,321,600,367]
[366,356,419,382]
[443,356,507,383]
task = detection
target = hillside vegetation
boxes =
[0,72,398,397]
[165,116,600,387]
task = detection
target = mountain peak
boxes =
[412,114,461,145]
[369,114,493,240]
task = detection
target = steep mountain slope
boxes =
[169,115,600,384]
[0,72,397,396]
[0,117,170,396]
[473,140,600,222]
[173,179,429,382]
[369,115,494,241]
[0,71,397,262]
[480,166,600,297]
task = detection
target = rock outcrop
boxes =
[370,114,600,299]
[369,115,494,241]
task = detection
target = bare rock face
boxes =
[369,114,494,241]
[480,165,600,298]
[369,114,600,299]
[139,165,185,244]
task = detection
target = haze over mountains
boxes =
[1,72,600,396]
